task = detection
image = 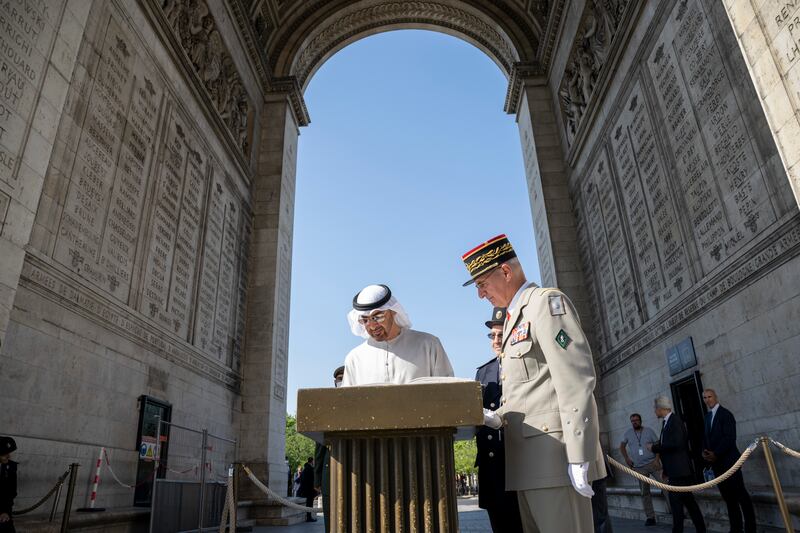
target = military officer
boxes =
[462,234,605,533]
[475,306,523,532]
[314,365,345,533]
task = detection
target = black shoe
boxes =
[645,518,656,526]
[306,517,317,522]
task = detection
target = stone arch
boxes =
[273,2,526,90]
[245,0,589,493]
[268,0,540,89]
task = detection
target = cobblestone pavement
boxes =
[253,496,697,532]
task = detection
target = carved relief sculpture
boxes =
[161,0,252,157]
[558,0,627,145]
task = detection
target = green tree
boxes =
[285,414,317,473]
[453,438,477,475]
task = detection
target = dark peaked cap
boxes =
[0,436,17,454]
[485,307,507,328]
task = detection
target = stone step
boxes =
[13,506,149,533]
[237,497,308,525]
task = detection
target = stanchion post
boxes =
[148,416,162,533]
[60,463,80,533]
[231,463,242,531]
[78,447,105,512]
[760,437,794,532]
[198,429,208,531]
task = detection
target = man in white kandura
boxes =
[342,284,454,386]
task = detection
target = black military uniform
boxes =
[475,308,523,533]
[0,437,18,533]
[314,365,345,533]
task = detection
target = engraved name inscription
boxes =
[34,3,251,376]
[0,0,62,188]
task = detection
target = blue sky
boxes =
[286,30,541,413]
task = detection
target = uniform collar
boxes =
[476,356,500,369]
[507,281,536,315]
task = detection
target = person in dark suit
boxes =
[314,366,345,533]
[297,456,317,522]
[0,437,18,533]
[701,389,756,533]
[475,307,523,533]
[649,396,706,533]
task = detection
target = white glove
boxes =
[482,408,502,429]
[568,462,594,498]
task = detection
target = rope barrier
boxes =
[606,437,760,493]
[241,465,321,513]
[218,467,236,533]
[103,449,135,489]
[770,438,800,460]
[12,468,71,516]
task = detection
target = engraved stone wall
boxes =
[0,0,61,189]
[723,1,800,206]
[28,1,252,386]
[570,0,796,363]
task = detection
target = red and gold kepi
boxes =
[461,234,517,286]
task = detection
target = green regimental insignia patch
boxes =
[555,329,571,349]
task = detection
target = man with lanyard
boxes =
[619,413,661,526]
[475,306,523,532]
[461,234,605,533]
[342,284,454,386]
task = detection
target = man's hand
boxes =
[482,408,502,429]
[567,462,594,498]
[0,513,9,523]
[625,457,634,467]
[314,486,321,493]
[646,443,653,451]
[702,449,716,462]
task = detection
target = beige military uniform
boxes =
[495,285,606,533]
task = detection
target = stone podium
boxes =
[297,380,483,533]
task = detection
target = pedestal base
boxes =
[329,429,458,533]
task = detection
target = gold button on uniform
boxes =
[487,435,493,440]
[542,425,549,432]
[490,402,495,408]
[489,452,495,458]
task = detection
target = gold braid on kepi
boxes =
[461,234,517,286]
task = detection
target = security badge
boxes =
[509,322,530,345]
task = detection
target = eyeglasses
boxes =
[475,267,502,290]
[486,332,503,340]
[358,313,387,325]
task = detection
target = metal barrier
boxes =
[148,418,236,533]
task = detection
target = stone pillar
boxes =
[0,1,90,347]
[238,90,299,493]
[515,77,592,328]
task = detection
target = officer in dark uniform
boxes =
[0,437,18,533]
[475,308,523,533]
[314,365,345,533]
